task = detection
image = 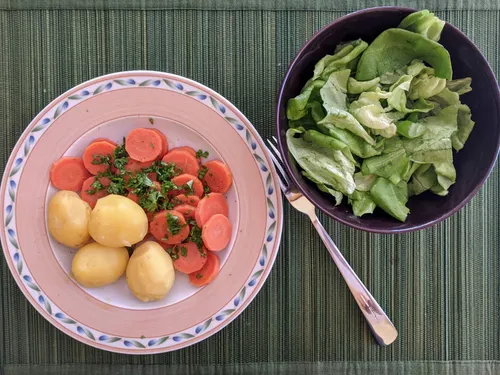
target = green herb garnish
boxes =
[196,149,209,159]
[188,224,204,252]
[91,154,112,166]
[180,246,188,257]
[198,165,209,180]
[166,212,186,235]
[195,273,203,279]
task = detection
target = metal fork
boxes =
[267,137,398,346]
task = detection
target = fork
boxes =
[266,137,398,346]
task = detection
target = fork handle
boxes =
[309,214,398,346]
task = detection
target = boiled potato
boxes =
[88,194,148,247]
[48,190,91,248]
[72,242,129,288]
[126,241,175,302]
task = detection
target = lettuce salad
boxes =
[286,10,475,222]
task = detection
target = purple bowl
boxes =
[276,7,500,233]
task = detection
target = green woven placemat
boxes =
[0,2,499,373]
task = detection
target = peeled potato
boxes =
[72,242,129,288]
[88,194,148,247]
[126,241,175,302]
[48,190,91,248]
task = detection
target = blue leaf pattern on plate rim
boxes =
[0,73,281,351]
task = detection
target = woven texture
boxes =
[0,2,499,373]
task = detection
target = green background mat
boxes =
[0,1,499,374]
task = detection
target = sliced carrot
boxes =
[125,128,163,162]
[172,194,200,207]
[127,191,139,204]
[189,252,220,287]
[172,242,208,274]
[150,129,168,157]
[150,210,190,245]
[169,146,196,158]
[92,138,117,147]
[80,176,111,208]
[202,214,232,251]
[146,211,154,222]
[124,159,154,174]
[50,157,91,191]
[174,204,196,220]
[194,193,229,227]
[203,160,233,193]
[162,149,199,176]
[82,141,117,175]
[172,173,204,197]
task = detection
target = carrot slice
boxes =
[92,138,117,147]
[80,176,111,208]
[162,149,200,176]
[127,191,139,204]
[189,252,220,287]
[50,157,91,191]
[194,193,229,227]
[202,214,232,251]
[172,194,200,207]
[82,141,117,175]
[124,159,154,174]
[172,242,208,274]
[125,128,163,162]
[150,129,168,157]
[150,210,190,245]
[169,146,196,158]
[174,204,196,220]
[172,173,204,197]
[203,160,233,193]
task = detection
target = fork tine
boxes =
[265,139,292,189]
[265,146,289,193]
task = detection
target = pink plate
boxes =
[0,71,283,354]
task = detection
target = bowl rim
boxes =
[276,6,500,234]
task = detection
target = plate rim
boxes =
[0,70,283,354]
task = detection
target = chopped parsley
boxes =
[164,212,186,236]
[196,149,209,159]
[127,172,154,195]
[195,273,203,279]
[144,161,178,183]
[139,190,168,212]
[113,141,129,171]
[204,185,211,195]
[166,247,179,260]
[188,223,205,253]
[148,117,154,124]
[91,154,112,166]
[86,177,106,195]
[180,246,188,257]
[198,165,209,180]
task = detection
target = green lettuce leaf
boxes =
[451,104,475,151]
[396,118,425,139]
[286,80,325,120]
[388,75,434,113]
[302,171,344,205]
[402,105,458,163]
[303,129,357,165]
[347,77,380,94]
[356,28,452,81]
[408,164,436,196]
[319,70,377,145]
[361,138,410,185]
[446,77,472,95]
[319,124,384,158]
[313,43,355,81]
[398,10,445,42]
[354,172,376,191]
[286,128,356,195]
[318,39,369,80]
[370,177,410,222]
[348,190,376,216]
[409,72,446,100]
[350,90,397,138]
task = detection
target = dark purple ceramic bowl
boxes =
[277,7,500,233]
